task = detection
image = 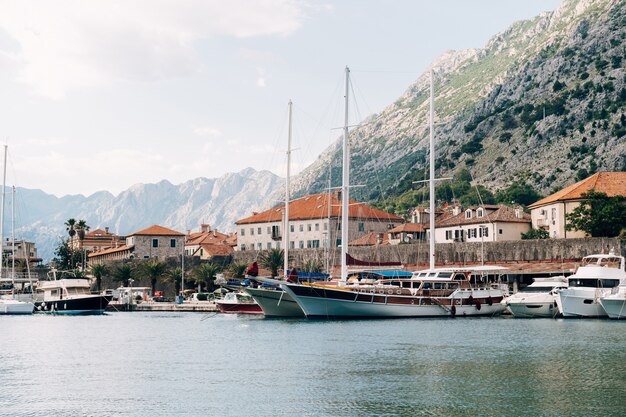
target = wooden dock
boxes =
[107,302,219,312]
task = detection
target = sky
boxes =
[0,0,562,197]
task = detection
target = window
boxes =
[257,243,262,250]
[358,222,365,232]
[551,208,557,220]
[200,248,204,256]
[465,209,472,219]
[241,229,245,236]
[271,225,281,239]
[479,227,489,238]
[170,239,176,248]
[266,242,271,250]
[336,239,341,247]
[258,227,262,235]
[324,223,328,231]
[299,241,304,249]
[307,224,312,232]
[469,229,476,238]
[267,227,271,234]
[290,225,294,233]
[307,240,312,248]
[276,242,281,250]
[240,244,246,251]
[315,223,319,231]
[312,240,320,248]
[299,224,304,232]
[477,208,484,218]
[499,229,503,235]
[445,230,452,240]
[152,238,159,248]
[290,241,295,249]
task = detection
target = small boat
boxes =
[556,252,625,318]
[215,292,262,314]
[599,284,626,319]
[502,276,567,318]
[245,286,303,317]
[0,297,34,315]
[35,270,112,315]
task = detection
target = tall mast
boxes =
[341,66,350,281]
[429,69,436,270]
[11,186,15,279]
[0,144,6,280]
[284,100,292,278]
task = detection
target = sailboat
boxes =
[278,69,509,318]
[0,145,34,315]
[245,100,305,317]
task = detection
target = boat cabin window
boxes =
[402,281,413,288]
[438,272,452,279]
[453,273,466,281]
[422,282,432,290]
[427,272,437,277]
[568,279,620,288]
[447,282,459,290]
[433,283,444,290]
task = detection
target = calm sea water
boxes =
[0,313,624,417]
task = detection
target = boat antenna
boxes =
[341,66,350,281]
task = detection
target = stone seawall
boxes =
[232,237,625,267]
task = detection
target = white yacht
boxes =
[0,297,34,314]
[35,270,112,315]
[502,276,567,318]
[556,252,625,318]
[599,284,626,319]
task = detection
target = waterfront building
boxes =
[434,204,531,242]
[69,227,125,252]
[234,191,404,252]
[88,225,184,263]
[1,239,42,265]
[184,224,233,260]
[528,171,626,238]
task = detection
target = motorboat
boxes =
[278,266,508,319]
[501,276,567,318]
[599,284,626,319]
[556,252,625,318]
[34,270,112,315]
[215,292,262,314]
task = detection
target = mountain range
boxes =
[13,168,282,261]
[14,0,626,261]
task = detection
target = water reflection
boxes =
[0,314,624,416]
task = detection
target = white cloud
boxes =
[0,0,305,98]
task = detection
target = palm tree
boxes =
[229,261,248,278]
[76,219,90,240]
[165,267,183,297]
[138,259,168,294]
[113,264,134,287]
[259,248,284,277]
[192,263,222,293]
[65,218,77,238]
[89,262,109,292]
[301,258,323,273]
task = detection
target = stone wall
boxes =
[232,237,625,267]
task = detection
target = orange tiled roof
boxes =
[436,205,530,228]
[529,172,626,208]
[85,228,115,238]
[388,223,426,233]
[236,193,403,225]
[87,245,134,257]
[350,231,389,246]
[128,225,185,237]
[187,231,229,245]
[197,243,234,257]
[224,234,237,246]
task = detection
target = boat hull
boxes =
[557,289,608,318]
[35,295,112,315]
[215,301,263,314]
[244,287,304,317]
[503,292,559,318]
[0,299,34,315]
[599,296,626,319]
[281,283,505,319]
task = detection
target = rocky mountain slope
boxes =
[290,0,626,212]
[14,168,282,260]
